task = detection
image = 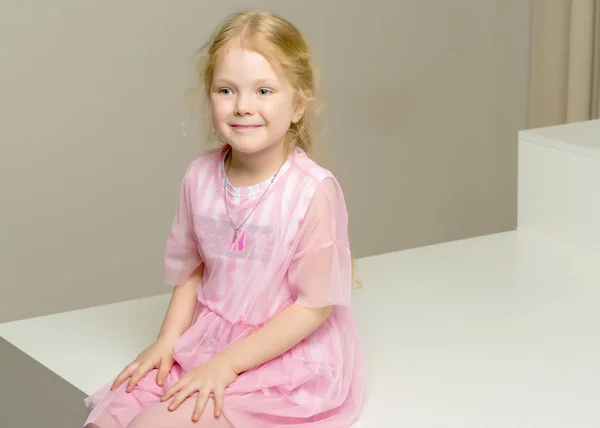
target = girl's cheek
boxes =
[260,101,290,122]
[212,102,231,122]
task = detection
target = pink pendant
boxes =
[229,228,245,252]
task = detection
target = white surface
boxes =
[517,121,600,253]
[518,119,600,159]
[2,229,600,427]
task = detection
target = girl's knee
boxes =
[127,398,234,428]
[126,400,172,428]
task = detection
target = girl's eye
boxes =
[219,88,232,95]
[258,88,272,96]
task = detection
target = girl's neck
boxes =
[225,143,289,188]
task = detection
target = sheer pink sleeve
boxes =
[287,177,352,308]
[163,168,203,286]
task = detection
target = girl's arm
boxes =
[111,266,203,392]
[156,266,203,344]
[220,303,332,374]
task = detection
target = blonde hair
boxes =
[186,10,361,290]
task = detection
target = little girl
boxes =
[83,10,365,428]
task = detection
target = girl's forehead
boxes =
[213,46,289,86]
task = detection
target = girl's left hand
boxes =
[160,354,238,421]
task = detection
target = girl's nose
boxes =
[234,94,254,116]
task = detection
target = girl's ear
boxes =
[292,95,307,124]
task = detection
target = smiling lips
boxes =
[231,124,263,131]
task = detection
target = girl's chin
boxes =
[225,140,285,156]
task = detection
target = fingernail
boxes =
[193,413,199,420]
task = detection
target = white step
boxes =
[2,230,599,428]
[518,119,600,252]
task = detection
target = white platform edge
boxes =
[518,119,600,160]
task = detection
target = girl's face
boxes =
[210,46,304,156]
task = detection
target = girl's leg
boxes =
[127,395,235,428]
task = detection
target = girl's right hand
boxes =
[111,339,175,393]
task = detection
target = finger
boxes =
[192,389,211,422]
[161,379,183,402]
[126,363,152,393]
[168,384,194,412]
[111,363,137,390]
[213,386,224,418]
[156,357,173,387]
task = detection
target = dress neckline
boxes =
[217,145,295,205]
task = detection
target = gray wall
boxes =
[0,0,531,323]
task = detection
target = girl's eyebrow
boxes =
[212,78,279,87]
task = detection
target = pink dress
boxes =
[84,146,366,427]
